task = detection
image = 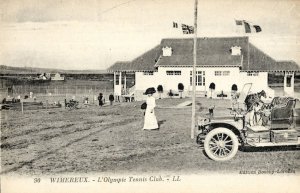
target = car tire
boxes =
[204,127,238,161]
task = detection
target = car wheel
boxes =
[204,127,238,161]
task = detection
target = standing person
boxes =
[143,87,159,130]
[109,94,114,105]
[98,93,103,107]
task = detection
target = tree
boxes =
[231,84,238,99]
[231,84,238,92]
[178,83,184,99]
[209,83,216,99]
[157,85,163,99]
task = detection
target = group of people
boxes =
[97,93,115,107]
[98,88,272,130]
[97,87,159,131]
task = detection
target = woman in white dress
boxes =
[143,87,159,130]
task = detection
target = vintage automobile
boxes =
[196,83,300,161]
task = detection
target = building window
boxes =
[215,71,222,76]
[166,71,173,75]
[215,71,230,76]
[166,70,181,75]
[162,46,172,56]
[115,74,119,85]
[174,71,181,75]
[190,71,205,86]
[223,71,230,76]
[230,46,241,55]
[143,71,153,75]
[247,72,259,76]
[286,76,292,87]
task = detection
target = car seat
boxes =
[271,99,296,129]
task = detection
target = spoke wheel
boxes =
[204,128,238,161]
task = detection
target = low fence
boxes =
[0,88,8,102]
[8,85,113,104]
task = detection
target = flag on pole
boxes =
[181,24,194,34]
[235,20,262,33]
[243,21,251,33]
[172,22,194,34]
[253,25,262,32]
[173,22,178,28]
[243,21,262,33]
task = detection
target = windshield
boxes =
[237,83,252,104]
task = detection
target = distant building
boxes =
[51,73,65,81]
[45,73,51,79]
[108,36,300,101]
[37,73,47,80]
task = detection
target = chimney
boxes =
[230,46,241,56]
[162,46,172,56]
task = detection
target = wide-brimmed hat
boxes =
[144,87,156,95]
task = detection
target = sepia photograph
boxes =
[0,0,300,192]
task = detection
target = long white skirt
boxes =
[143,109,158,130]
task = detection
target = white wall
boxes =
[135,71,159,90]
[135,68,190,93]
[239,72,274,98]
[156,67,191,92]
[157,67,250,95]
[283,72,294,97]
[133,67,274,100]
[204,67,240,94]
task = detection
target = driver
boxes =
[244,90,267,126]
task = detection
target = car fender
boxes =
[203,120,243,137]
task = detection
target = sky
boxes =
[0,0,299,70]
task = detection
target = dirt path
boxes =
[1,98,300,175]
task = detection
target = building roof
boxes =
[107,45,161,72]
[107,36,300,72]
[156,37,245,67]
[274,61,300,71]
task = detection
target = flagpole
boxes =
[247,36,250,70]
[191,0,198,139]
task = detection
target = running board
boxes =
[247,139,300,147]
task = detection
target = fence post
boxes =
[21,101,24,114]
[65,84,67,99]
[92,87,94,104]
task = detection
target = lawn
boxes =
[1,97,299,175]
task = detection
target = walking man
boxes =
[109,94,114,105]
[98,93,103,107]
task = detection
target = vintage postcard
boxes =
[0,0,299,193]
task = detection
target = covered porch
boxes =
[268,71,298,97]
[113,71,136,102]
